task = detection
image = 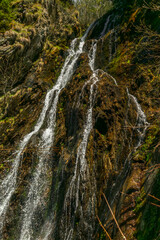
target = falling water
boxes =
[19,40,86,240]
[100,15,112,38]
[127,89,149,149]
[109,29,114,62]
[0,89,54,233]
[106,88,149,214]
[0,32,88,238]
[63,40,99,240]
[19,38,87,240]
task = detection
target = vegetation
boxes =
[136,172,160,240]
[0,0,15,31]
[73,0,112,26]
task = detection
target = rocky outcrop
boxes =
[92,3,160,239]
[0,0,80,145]
[0,2,81,237]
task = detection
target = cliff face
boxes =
[95,4,160,239]
[0,0,159,240]
[0,0,80,173]
[0,0,81,238]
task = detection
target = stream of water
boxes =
[63,40,99,240]
[19,37,86,240]
[0,34,87,240]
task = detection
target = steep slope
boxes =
[0,0,159,240]
[0,0,81,239]
[88,1,160,239]
[0,0,80,175]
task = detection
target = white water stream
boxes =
[100,15,112,38]
[108,88,149,213]
[127,89,149,149]
[19,37,86,240]
[63,40,99,240]
[0,33,87,239]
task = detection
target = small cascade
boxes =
[82,20,98,41]
[100,70,118,85]
[99,14,118,63]
[104,16,118,63]
[37,219,53,240]
[106,88,149,215]
[63,41,98,240]
[125,89,149,167]
[113,16,118,54]
[114,26,118,53]
[109,29,114,62]
[100,15,112,38]
[127,89,149,149]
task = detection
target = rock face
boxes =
[0,0,80,167]
[0,0,159,240]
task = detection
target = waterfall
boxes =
[0,18,102,239]
[127,89,149,149]
[0,12,150,240]
[19,38,87,240]
[109,29,114,62]
[105,88,149,217]
[100,15,112,38]
[0,35,86,238]
[63,40,98,240]
[0,89,54,233]
[19,39,86,240]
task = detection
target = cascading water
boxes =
[109,29,114,62]
[99,14,118,63]
[63,41,99,240]
[103,88,149,221]
[127,90,149,148]
[19,38,86,240]
[0,89,54,233]
[0,31,88,239]
[100,15,112,38]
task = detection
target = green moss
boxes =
[0,0,15,31]
[134,125,160,163]
[134,198,147,213]
[0,116,15,125]
[0,163,4,169]
[100,232,106,240]
[6,116,15,125]
[136,172,160,240]
[135,187,146,206]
